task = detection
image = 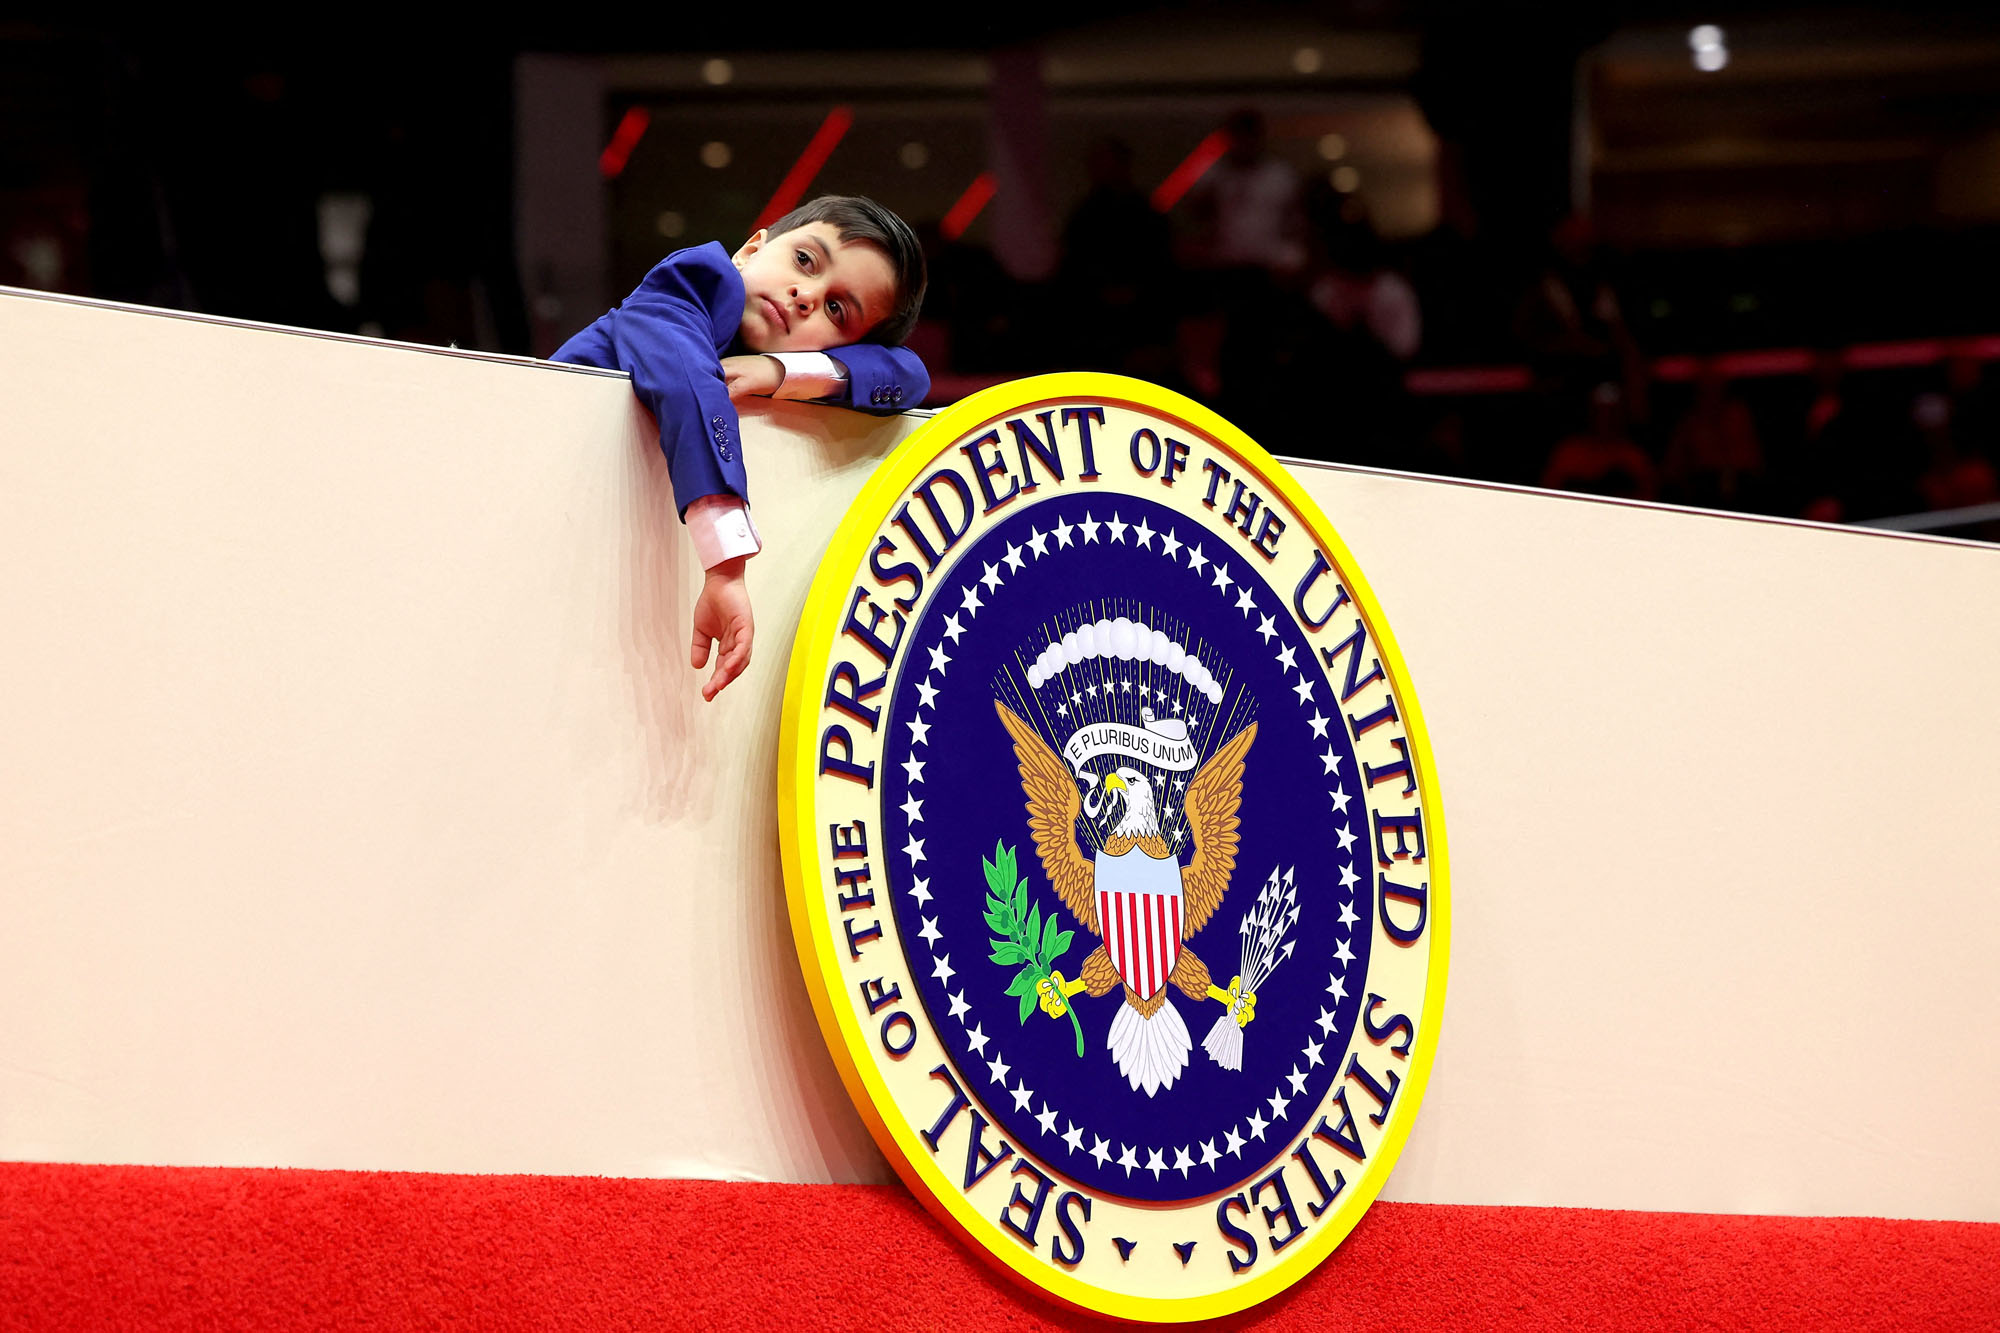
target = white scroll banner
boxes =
[1061,722,1200,774]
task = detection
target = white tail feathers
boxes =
[1107,996,1191,1097]
[1202,1012,1244,1070]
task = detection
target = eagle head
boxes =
[1102,766,1160,839]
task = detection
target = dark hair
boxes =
[764,195,927,346]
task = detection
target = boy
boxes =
[553,196,928,700]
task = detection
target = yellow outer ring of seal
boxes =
[777,373,1450,1323]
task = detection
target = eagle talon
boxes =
[1206,976,1258,1028]
[1037,971,1086,1017]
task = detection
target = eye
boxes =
[795,249,814,270]
[828,298,844,323]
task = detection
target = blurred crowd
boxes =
[917,111,1999,529]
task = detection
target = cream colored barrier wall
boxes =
[3,290,1997,1222]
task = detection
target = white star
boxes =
[1336,824,1356,853]
[947,989,969,1020]
[1339,862,1360,890]
[1316,1004,1339,1035]
[1117,1144,1139,1176]
[1338,898,1359,928]
[959,584,984,617]
[1276,642,1298,671]
[1011,1080,1034,1113]
[1268,1089,1292,1121]
[1287,1065,1310,1096]
[916,678,940,709]
[1160,528,1183,559]
[1329,785,1352,815]
[917,916,942,947]
[1294,676,1317,705]
[1211,562,1232,592]
[1053,517,1075,548]
[1308,711,1330,739]
[1326,973,1349,1002]
[1133,517,1155,548]
[1335,936,1356,965]
[987,1051,1010,1084]
[1171,698,1184,714]
[1199,1139,1221,1169]
[1090,1136,1112,1168]
[1224,1127,1245,1158]
[907,716,931,745]
[1304,1037,1325,1068]
[1185,543,1208,574]
[1320,746,1341,775]
[1085,682,1099,698]
[943,613,966,644]
[1235,585,1257,616]
[904,833,926,865]
[1003,542,1025,574]
[1079,512,1101,543]
[930,953,953,983]
[928,643,951,674]
[1172,1146,1194,1177]
[965,1022,989,1054]
[1173,827,1187,846]
[1120,678,1133,693]
[1144,1147,1166,1179]
[1256,613,1277,643]
[1070,691,1081,706]
[900,793,923,822]
[909,876,933,906]
[1062,1122,1084,1154]
[980,561,1003,593]
[1055,703,1068,718]
[1247,1109,1269,1141]
[1035,1103,1058,1135]
[1027,527,1049,558]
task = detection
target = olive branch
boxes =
[982,839,1085,1057]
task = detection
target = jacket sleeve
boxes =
[828,343,930,413]
[550,245,747,517]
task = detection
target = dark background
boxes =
[6,4,2000,532]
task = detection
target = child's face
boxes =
[732,222,897,353]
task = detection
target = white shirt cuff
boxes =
[685,494,762,568]
[767,351,849,402]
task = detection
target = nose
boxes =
[789,282,819,314]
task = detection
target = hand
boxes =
[721,354,783,401]
[690,556,753,701]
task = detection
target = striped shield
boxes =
[1093,847,1185,1001]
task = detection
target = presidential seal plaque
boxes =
[779,374,1448,1322]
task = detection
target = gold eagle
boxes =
[995,701,1258,1094]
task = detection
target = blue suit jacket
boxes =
[552,242,928,517]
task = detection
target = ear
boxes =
[731,228,769,269]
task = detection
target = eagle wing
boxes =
[1180,721,1257,936]
[994,702,1099,935]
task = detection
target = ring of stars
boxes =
[883,498,1371,1186]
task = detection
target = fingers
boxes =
[701,617,752,702]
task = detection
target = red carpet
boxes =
[2,1163,1995,1330]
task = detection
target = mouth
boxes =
[760,295,790,335]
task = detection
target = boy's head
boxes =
[731,195,926,354]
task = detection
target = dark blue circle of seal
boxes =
[883,490,1375,1205]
